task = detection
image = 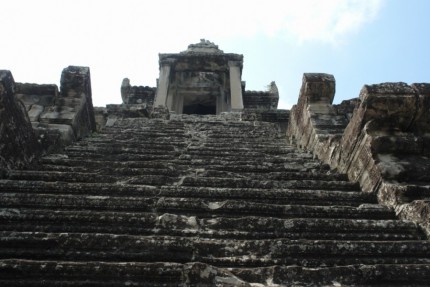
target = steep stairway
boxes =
[0,115,429,286]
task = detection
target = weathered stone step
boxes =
[199,170,348,181]
[1,197,391,220]
[64,147,180,157]
[38,158,178,170]
[160,186,375,205]
[88,133,189,143]
[37,157,327,173]
[179,155,315,165]
[188,137,286,144]
[27,165,181,177]
[0,180,159,196]
[72,142,184,151]
[98,130,188,138]
[0,194,157,211]
[81,137,188,146]
[0,180,372,206]
[231,264,430,286]
[155,198,395,219]
[1,259,429,286]
[8,170,117,183]
[184,149,296,157]
[6,171,176,185]
[0,207,420,239]
[0,232,429,266]
[65,144,178,153]
[181,176,360,190]
[180,160,329,172]
[0,199,396,230]
[185,144,296,151]
[65,152,178,161]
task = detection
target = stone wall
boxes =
[0,70,40,173]
[243,81,279,110]
[287,73,430,236]
[17,66,96,147]
[121,78,155,106]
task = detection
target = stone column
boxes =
[228,61,244,111]
[154,59,174,108]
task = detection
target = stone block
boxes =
[27,104,44,122]
[15,83,58,106]
[300,73,336,104]
[37,66,95,140]
[45,123,76,145]
[359,83,417,131]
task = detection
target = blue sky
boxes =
[2,0,429,108]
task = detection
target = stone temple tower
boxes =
[154,39,244,115]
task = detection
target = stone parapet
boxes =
[243,82,279,110]
[287,75,430,236]
[0,70,40,173]
[121,78,155,106]
[14,66,96,149]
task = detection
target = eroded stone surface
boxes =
[287,75,430,238]
[0,70,40,173]
[1,113,429,285]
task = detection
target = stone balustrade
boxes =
[287,73,430,236]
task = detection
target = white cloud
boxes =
[1,0,384,106]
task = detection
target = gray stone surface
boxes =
[0,113,429,285]
[0,70,40,173]
[287,74,430,237]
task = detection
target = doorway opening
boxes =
[182,94,216,115]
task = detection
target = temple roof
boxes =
[181,39,224,54]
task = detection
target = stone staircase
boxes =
[0,115,429,286]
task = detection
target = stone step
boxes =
[155,198,395,219]
[0,207,421,240]
[180,160,329,172]
[178,155,315,165]
[36,157,327,173]
[98,130,188,138]
[27,165,181,177]
[197,170,348,181]
[65,144,178,153]
[0,180,373,206]
[159,186,375,205]
[38,158,179,170]
[7,171,177,185]
[231,264,430,286]
[181,176,360,190]
[72,141,186,150]
[1,260,429,286]
[184,149,298,157]
[81,137,188,146]
[64,147,181,157]
[0,179,159,196]
[64,152,178,161]
[0,232,429,266]
[0,198,396,224]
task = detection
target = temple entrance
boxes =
[182,94,216,115]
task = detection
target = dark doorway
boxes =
[182,94,216,115]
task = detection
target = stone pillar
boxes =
[228,61,244,111]
[154,59,174,108]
